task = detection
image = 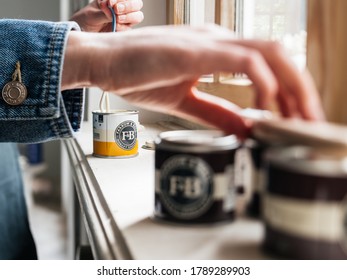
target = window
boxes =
[168,0,347,124]
[185,0,307,70]
[167,0,307,112]
[238,0,307,70]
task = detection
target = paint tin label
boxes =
[92,110,139,158]
[157,155,215,219]
[263,146,347,259]
[154,130,240,223]
[155,155,236,220]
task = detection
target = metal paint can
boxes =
[92,110,139,158]
[263,146,347,259]
[245,139,270,218]
[154,130,241,224]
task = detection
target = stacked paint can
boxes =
[262,146,347,259]
[244,140,269,218]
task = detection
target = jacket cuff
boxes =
[0,20,85,142]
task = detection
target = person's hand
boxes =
[62,25,325,139]
[70,0,144,32]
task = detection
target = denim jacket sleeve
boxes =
[0,19,85,143]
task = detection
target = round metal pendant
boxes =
[2,81,27,105]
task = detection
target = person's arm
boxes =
[0,0,144,144]
[0,19,84,143]
[62,25,325,139]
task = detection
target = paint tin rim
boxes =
[155,130,239,153]
[265,146,347,177]
[92,109,139,116]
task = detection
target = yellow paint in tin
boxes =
[92,110,139,158]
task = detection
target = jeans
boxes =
[0,143,37,259]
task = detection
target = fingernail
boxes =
[117,3,125,12]
[118,15,126,22]
[110,0,117,5]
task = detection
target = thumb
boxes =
[98,0,114,19]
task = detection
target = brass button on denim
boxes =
[2,80,27,105]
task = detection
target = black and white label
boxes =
[158,155,214,219]
[114,120,137,150]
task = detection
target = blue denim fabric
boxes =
[0,143,37,259]
[0,20,85,259]
[0,19,85,143]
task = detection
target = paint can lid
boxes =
[155,130,239,153]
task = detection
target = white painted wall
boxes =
[0,0,60,20]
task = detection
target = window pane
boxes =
[255,0,271,13]
[240,0,307,69]
[253,15,270,38]
[184,0,307,79]
[273,0,286,13]
[272,15,286,40]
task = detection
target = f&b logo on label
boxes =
[114,120,137,150]
[159,155,214,219]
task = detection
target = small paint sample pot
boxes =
[92,110,139,158]
[154,130,242,224]
[263,146,347,259]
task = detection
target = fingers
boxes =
[177,87,252,139]
[98,0,113,20]
[236,49,279,110]
[122,81,251,139]
[117,11,144,26]
[233,40,325,120]
[107,0,144,27]
[203,43,279,110]
[115,0,144,15]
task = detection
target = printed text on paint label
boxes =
[114,120,137,150]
